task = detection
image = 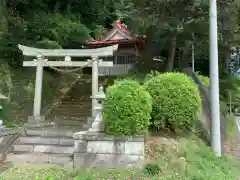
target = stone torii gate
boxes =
[18,44,118,123]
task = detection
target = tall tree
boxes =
[115,0,240,73]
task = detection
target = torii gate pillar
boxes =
[33,55,44,118]
[91,56,98,117]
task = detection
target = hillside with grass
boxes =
[0,65,76,127]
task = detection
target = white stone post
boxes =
[33,55,44,119]
[89,85,105,132]
[0,94,7,130]
[91,56,99,117]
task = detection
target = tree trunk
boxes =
[178,0,197,71]
[221,2,234,75]
[180,40,191,70]
[140,26,157,72]
[223,45,230,73]
[165,36,177,72]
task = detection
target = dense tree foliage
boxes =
[0,0,240,74]
[0,0,117,66]
[115,0,240,74]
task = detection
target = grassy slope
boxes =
[0,134,239,180]
[0,67,73,127]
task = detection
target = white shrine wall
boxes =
[99,48,138,76]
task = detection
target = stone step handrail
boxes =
[0,127,24,163]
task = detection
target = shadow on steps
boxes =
[46,76,109,129]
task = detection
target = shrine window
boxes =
[115,55,137,64]
[101,56,114,61]
[100,54,137,65]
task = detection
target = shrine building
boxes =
[85,20,146,76]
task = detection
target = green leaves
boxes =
[103,79,152,136]
[144,72,201,133]
[1,0,118,66]
[26,12,91,48]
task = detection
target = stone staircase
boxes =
[5,117,95,168]
[4,76,98,168]
[47,76,93,129]
[6,127,77,168]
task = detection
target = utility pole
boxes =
[209,0,222,156]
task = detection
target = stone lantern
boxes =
[89,85,106,132]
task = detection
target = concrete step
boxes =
[23,122,54,128]
[18,136,74,146]
[49,121,85,129]
[49,113,90,118]
[65,94,91,99]
[53,101,91,105]
[7,162,72,169]
[25,128,78,138]
[51,109,91,113]
[49,114,89,120]
[6,153,73,168]
[53,104,92,110]
[52,125,85,131]
[53,117,93,130]
[50,110,91,115]
[59,99,91,103]
[48,115,90,122]
[48,115,87,121]
[13,144,74,154]
[50,105,92,110]
[48,115,91,122]
[58,100,92,105]
[56,100,92,106]
[69,82,91,87]
[54,102,92,110]
[53,120,85,127]
[68,94,90,97]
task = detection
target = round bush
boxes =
[103,79,152,136]
[144,72,201,132]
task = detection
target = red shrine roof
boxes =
[87,20,146,46]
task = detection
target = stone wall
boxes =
[73,131,145,168]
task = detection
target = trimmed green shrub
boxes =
[103,79,152,136]
[144,72,201,133]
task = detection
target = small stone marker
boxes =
[236,116,240,132]
[0,93,7,131]
[0,120,4,131]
